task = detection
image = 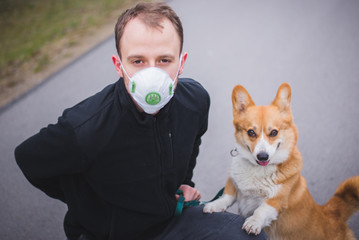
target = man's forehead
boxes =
[120,17,181,57]
[123,17,177,40]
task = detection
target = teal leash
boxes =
[174,187,224,217]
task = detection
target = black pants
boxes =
[68,234,89,240]
[153,206,267,240]
[69,206,267,240]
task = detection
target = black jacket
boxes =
[15,78,210,240]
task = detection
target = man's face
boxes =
[112,17,187,95]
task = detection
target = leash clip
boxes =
[230,148,239,157]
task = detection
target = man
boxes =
[15,2,266,240]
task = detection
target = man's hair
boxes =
[114,2,184,57]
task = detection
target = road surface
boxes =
[1,0,358,239]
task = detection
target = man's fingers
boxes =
[184,189,201,202]
[176,185,202,202]
[194,190,201,201]
[195,192,202,201]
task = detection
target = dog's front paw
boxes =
[203,201,227,213]
[242,216,263,235]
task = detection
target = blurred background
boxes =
[1,0,358,239]
[0,0,153,108]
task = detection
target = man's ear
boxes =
[232,84,255,114]
[112,55,123,77]
[271,83,291,112]
[178,52,188,75]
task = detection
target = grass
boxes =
[0,0,149,86]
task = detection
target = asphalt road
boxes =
[1,0,358,239]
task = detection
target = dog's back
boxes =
[267,176,359,240]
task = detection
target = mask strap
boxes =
[118,57,131,79]
[118,57,136,93]
[169,54,183,95]
[173,53,183,82]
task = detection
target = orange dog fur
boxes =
[204,83,359,240]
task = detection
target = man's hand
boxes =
[176,184,201,202]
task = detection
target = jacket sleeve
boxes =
[14,116,87,202]
[183,93,210,187]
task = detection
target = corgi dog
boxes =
[203,83,359,240]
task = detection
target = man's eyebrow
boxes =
[127,55,144,60]
[126,54,177,61]
[158,54,176,59]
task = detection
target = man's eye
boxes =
[247,129,256,137]
[133,60,143,65]
[160,59,171,64]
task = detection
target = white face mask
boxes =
[120,55,182,114]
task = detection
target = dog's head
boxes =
[232,83,297,166]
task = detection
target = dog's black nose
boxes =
[257,152,269,161]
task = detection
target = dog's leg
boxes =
[242,202,278,235]
[203,178,237,213]
[203,194,236,213]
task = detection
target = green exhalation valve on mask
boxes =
[169,83,173,95]
[145,92,161,105]
[131,82,136,93]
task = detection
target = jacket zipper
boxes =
[153,118,172,217]
[168,131,174,168]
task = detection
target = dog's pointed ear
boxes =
[271,83,291,112]
[232,85,255,113]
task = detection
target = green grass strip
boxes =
[0,0,145,76]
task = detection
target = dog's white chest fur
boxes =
[230,156,281,217]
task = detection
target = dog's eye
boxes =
[247,129,256,137]
[269,129,278,137]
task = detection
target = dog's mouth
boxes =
[256,160,270,166]
[255,151,270,166]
